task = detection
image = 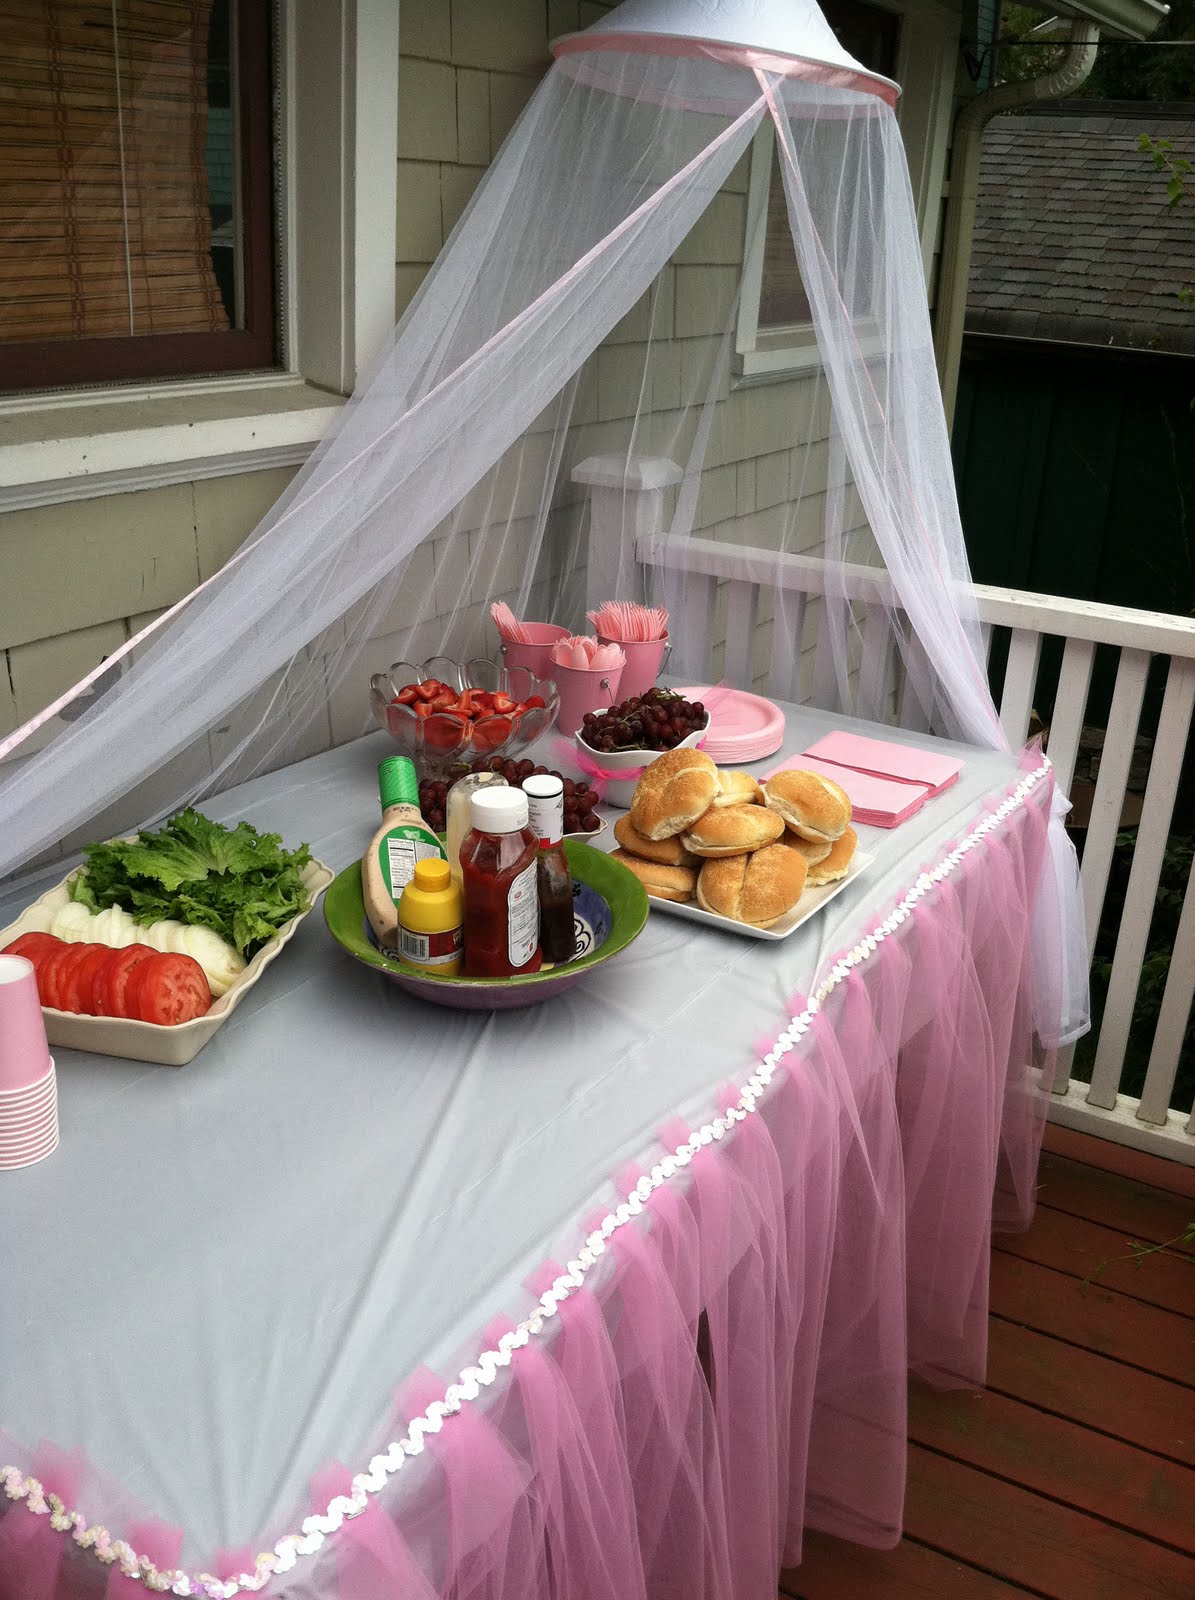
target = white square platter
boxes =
[0,859,334,1067]
[646,849,874,940]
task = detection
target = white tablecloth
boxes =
[0,706,1025,1565]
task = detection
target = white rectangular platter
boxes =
[647,849,874,941]
[0,859,334,1067]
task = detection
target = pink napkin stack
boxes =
[0,954,59,1170]
[768,731,963,829]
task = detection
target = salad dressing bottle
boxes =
[363,756,446,952]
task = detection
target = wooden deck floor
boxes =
[779,1126,1195,1600]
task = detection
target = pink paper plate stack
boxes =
[0,953,59,1170]
[677,685,786,764]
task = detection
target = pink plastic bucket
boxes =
[552,656,625,736]
[597,633,670,701]
[497,623,570,681]
[0,955,51,1094]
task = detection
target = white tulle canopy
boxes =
[0,0,1088,1044]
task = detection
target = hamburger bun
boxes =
[779,832,832,867]
[610,849,696,903]
[710,769,763,808]
[682,803,786,858]
[806,824,858,886]
[613,814,698,867]
[696,844,808,928]
[629,747,718,840]
[762,769,851,843]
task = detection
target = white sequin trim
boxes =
[1,761,1052,1594]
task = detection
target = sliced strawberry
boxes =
[415,679,442,701]
[471,715,513,752]
[392,686,420,706]
[490,692,516,715]
[423,715,467,752]
[521,694,546,711]
[430,689,459,713]
[414,699,434,719]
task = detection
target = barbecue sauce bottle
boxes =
[522,775,576,966]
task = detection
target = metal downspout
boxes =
[934,21,1101,426]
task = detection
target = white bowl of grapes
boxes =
[419,755,605,839]
[574,687,710,808]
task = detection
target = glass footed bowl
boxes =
[369,655,560,775]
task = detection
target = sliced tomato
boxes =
[392,686,420,706]
[415,678,443,701]
[100,944,158,1019]
[127,952,211,1026]
[470,715,514,753]
[2,932,62,967]
[60,944,113,1014]
[38,943,83,1011]
[489,692,516,715]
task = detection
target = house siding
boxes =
[2,0,956,764]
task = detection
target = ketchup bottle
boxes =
[460,788,543,978]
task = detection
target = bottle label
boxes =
[399,925,463,968]
[525,788,564,848]
[507,860,539,967]
[381,829,443,900]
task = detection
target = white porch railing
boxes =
[575,459,1195,1165]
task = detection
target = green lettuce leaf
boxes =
[69,808,312,955]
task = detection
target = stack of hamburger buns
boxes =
[610,749,857,928]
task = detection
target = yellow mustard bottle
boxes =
[397,857,464,975]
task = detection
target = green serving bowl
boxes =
[323,839,648,1010]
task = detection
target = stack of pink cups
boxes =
[0,953,59,1170]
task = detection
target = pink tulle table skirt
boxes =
[0,754,1054,1600]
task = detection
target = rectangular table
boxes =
[0,703,1054,1600]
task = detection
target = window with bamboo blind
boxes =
[758,0,901,328]
[0,0,275,392]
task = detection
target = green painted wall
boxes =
[953,337,1195,734]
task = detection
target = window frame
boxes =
[735,0,960,384]
[1,0,278,394]
[0,0,398,514]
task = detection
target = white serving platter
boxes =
[0,859,334,1067]
[647,849,874,941]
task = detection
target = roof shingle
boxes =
[966,105,1195,355]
